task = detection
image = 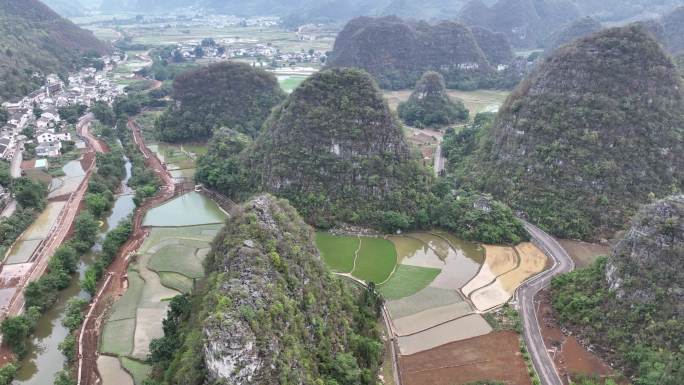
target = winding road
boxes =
[516,220,575,385]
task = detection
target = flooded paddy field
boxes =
[464,243,548,311]
[3,202,65,265]
[317,231,551,365]
[99,192,227,384]
[48,160,86,199]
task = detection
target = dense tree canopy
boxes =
[398,71,469,128]
[155,61,285,142]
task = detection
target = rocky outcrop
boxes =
[198,195,384,384]
[606,195,684,316]
[545,17,602,50]
[327,16,494,89]
[455,25,684,240]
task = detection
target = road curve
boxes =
[516,220,575,385]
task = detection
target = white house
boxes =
[36,130,71,144]
[36,141,62,157]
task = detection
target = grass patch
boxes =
[149,243,206,279]
[109,270,144,321]
[315,232,358,273]
[159,271,194,293]
[379,265,441,300]
[120,357,153,385]
[352,237,397,284]
[100,318,136,355]
[279,75,307,93]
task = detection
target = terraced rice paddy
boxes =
[99,193,227,383]
[464,243,548,311]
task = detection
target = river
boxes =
[14,155,135,384]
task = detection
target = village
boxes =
[0,55,125,215]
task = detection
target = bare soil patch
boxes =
[536,290,626,385]
[399,331,531,385]
[558,240,610,269]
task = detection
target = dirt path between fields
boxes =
[76,116,176,385]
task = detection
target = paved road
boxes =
[516,220,575,385]
[10,141,22,178]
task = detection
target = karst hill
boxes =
[0,0,110,100]
[248,68,431,228]
[451,25,684,240]
[326,16,509,90]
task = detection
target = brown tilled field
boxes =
[399,331,532,385]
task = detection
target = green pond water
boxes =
[143,192,227,227]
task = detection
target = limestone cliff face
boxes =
[327,16,493,89]
[462,25,684,240]
[202,195,382,384]
[606,195,684,316]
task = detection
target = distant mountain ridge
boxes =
[0,0,110,100]
[326,16,522,90]
[458,0,581,48]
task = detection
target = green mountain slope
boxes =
[0,0,109,101]
[551,195,684,385]
[145,195,385,385]
[447,25,684,240]
[154,62,285,141]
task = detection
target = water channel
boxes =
[14,155,135,384]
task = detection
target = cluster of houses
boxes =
[1,56,124,162]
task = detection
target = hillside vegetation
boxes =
[551,195,684,385]
[197,68,528,244]
[398,71,469,128]
[154,62,285,142]
[326,16,521,90]
[458,0,581,48]
[0,0,109,101]
[144,195,385,385]
[544,17,602,50]
[446,25,684,240]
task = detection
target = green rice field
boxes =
[379,265,441,300]
[352,238,397,284]
[315,232,358,272]
[120,357,152,385]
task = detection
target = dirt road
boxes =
[76,116,176,385]
[516,220,575,385]
[78,114,109,154]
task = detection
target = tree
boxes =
[0,364,17,385]
[1,316,30,356]
[12,177,46,209]
[85,193,110,217]
[91,102,116,126]
[0,107,9,124]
